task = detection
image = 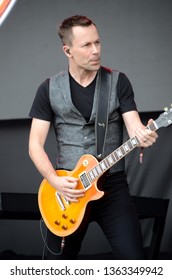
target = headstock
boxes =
[154,105,172,129]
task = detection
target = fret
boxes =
[120,146,126,156]
[148,122,157,131]
[89,170,95,180]
[100,160,107,171]
[131,136,139,147]
[106,157,111,169]
[88,164,103,183]
[95,164,103,175]
[127,139,133,150]
[107,154,115,165]
[104,158,110,169]
[112,151,118,163]
[116,148,123,158]
[112,151,117,162]
[92,167,99,177]
[87,172,92,182]
[123,143,129,153]
[114,151,119,161]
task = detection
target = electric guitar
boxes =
[38,107,172,237]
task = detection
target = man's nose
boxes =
[92,44,99,54]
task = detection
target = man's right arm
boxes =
[29,118,57,183]
[28,118,85,201]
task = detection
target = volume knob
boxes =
[62,225,68,230]
[62,213,68,219]
[70,218,76,224]
[54,220,60,225]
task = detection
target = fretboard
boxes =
[79,120,158,187]
[87,136,139,183]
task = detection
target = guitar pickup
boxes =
[80,172,91,189]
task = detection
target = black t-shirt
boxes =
[29,72,137,122]
[70,74,96,122]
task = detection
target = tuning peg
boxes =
[164,107,168,112]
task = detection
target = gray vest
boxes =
[49,67,125,173]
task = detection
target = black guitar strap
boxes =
[95,67,113,159]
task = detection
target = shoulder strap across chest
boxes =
[95,67,118,158]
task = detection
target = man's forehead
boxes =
[71,25,99,42]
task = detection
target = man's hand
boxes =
[48,174,85,202]
[135,119,158,148]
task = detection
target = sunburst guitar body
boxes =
[38,154,104,237]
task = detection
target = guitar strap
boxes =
[95,67,113,159]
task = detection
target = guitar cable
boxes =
[139,147,144,164]
[40,218,65,259]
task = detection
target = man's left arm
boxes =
[122,110,158,148]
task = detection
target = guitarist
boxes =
[29,15,158,259]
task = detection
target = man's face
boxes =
[68,24,101,71]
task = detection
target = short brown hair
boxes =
[58,15,96,46]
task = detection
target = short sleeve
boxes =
[29,79,54,122]
[117,72,137,114]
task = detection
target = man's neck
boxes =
[69,67,98,87]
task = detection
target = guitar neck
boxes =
[146,121,158,132]
[87,120,158,183]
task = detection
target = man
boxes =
[29,15,158,259]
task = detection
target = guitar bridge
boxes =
[55,192,65,210]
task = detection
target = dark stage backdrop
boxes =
[0,0,172,119]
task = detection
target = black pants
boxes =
[45,172,145,260]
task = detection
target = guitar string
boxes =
[40,218,65,258]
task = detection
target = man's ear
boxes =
[63,46,71,56]
[66,49,70,54]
